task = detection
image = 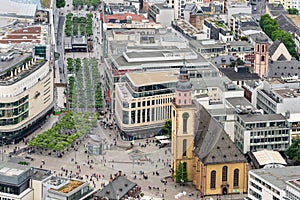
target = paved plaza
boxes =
[1,113,246,200]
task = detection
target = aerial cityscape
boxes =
[0,0,300,199]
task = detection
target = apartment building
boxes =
[234,112,290,154]
[230,13,258,40]
[148,3,174,27]
[203,18,234,42]
[248,166,300,200]
[115,71,177,139]
[0,51,54,144]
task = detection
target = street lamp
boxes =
[2,137,5,161]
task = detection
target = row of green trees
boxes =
[260,14,297,57]
[68,77,76,108]
[67,58,73,71]
[86,13,93,36]
[65,13,73,37]
[95,85,102,109]
[29,112,98,151]
[73,16,79,36]
[73,0,100,8]
[65,14,91,37]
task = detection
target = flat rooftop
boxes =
[31,168,51,181]
[274,88,300,99]
[124,48,197,60]
[251,166,300,190]
[0,161,30,177]
[0,52,31,74]
[238,113,286,123]
[113,49,208,70]
[126,70,178,87]
[226,97,253,108]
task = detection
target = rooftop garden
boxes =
[57,180,84,193]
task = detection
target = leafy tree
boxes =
[56,0,65,8]
[229,57,244,67]
[240,36,248,41]
[175,161,188,183]
[288,8,299,15]
[162,119,172,139]
[286,136,300,165]
[260,14,298,58]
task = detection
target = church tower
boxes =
[254,34,269,78]
[171,65,195,181]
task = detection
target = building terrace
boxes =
[0,52,47,86]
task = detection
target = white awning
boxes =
[155,135,168,140]
[159,139,171,144]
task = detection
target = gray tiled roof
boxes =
[218,67,260,81]
[268,59,300,78]
[275,14,298,34]
[268,39,281,58]
[95,176,137,200]
[193,106,246,164]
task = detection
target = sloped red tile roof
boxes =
[104,13,147,23]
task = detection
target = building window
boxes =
[261,56,265,62]
[182,139,187,156]
[210,170,216,189]
[262,45,264,52]
[257,44,260,52]
[222,166,228,182]
[182,112,189,133]
[234,169,239,187]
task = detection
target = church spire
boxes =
[175,60,192,106]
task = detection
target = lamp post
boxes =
[2,137,5,161]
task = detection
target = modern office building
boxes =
[234,112,290,154]
[248,166,300,200]
[0,162,33,200]
[286,178,300,200]
[256,80,300,115]
[0,50,54,144]
[115,70,177,139]
[256,79,300,138]
[103,44,209,111]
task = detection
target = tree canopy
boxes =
[286,136,300,165]
[288,8,299,15]
[162,119,172,139]
[260,14,297,58]
[56,0,65,8]
[174,161,188,183]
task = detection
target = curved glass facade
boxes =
[0,95,29,126]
